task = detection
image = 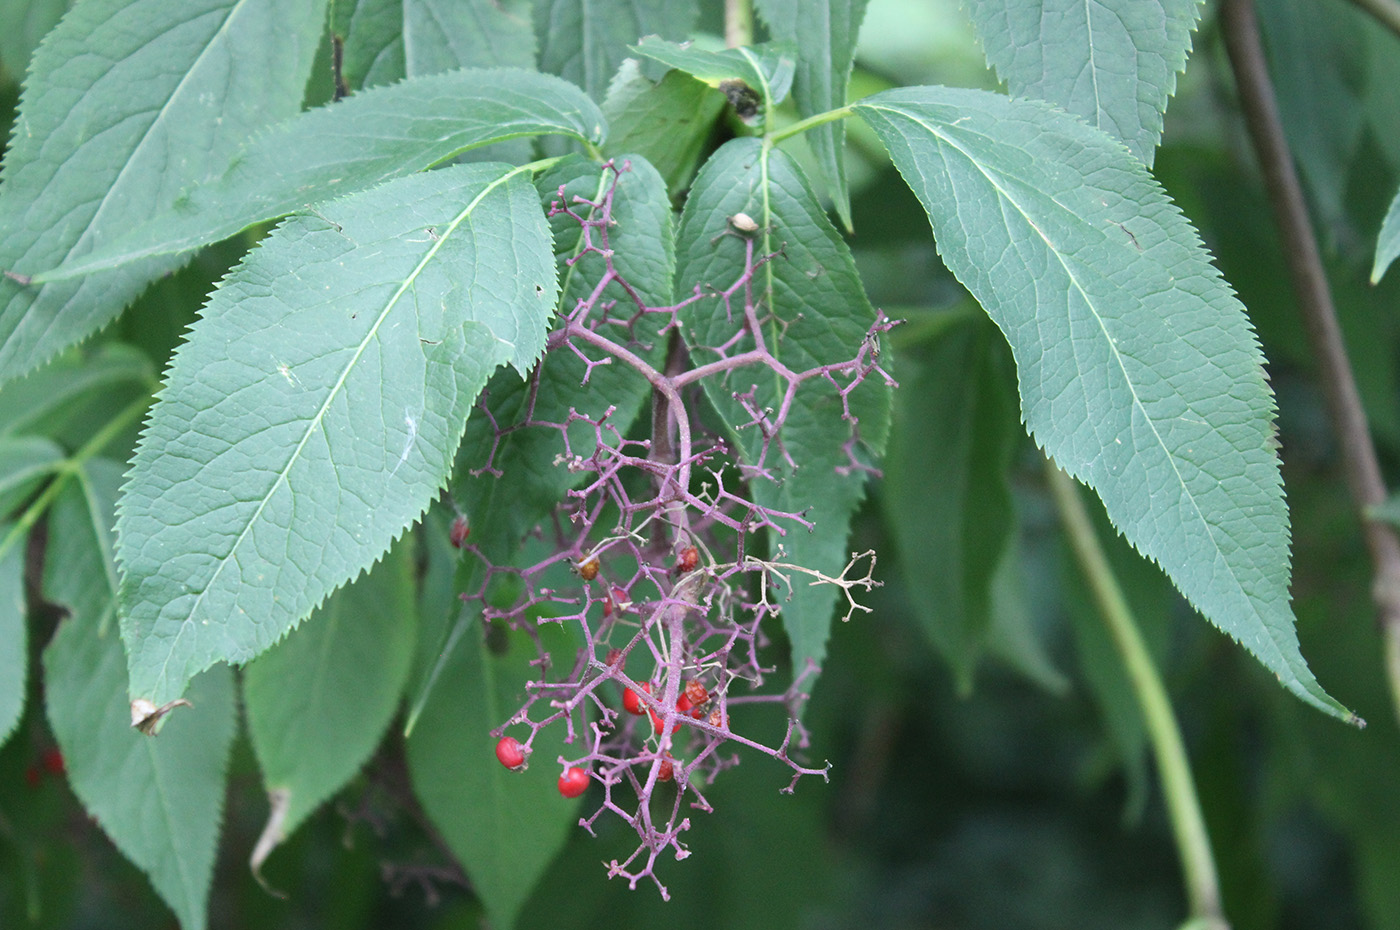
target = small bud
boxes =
[449,515,470,548]
[729,212,759,234]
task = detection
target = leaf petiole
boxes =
[766,106,853,147]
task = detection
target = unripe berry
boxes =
[495,736,526,770]
[449,515,471,548]
[576,554,600,581]
[558,766,589,798]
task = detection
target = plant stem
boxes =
[1046,462,1228,930]
[767,106,854,146]
[1223,0,1400,729]
[725,0,754,48]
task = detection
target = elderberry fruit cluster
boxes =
[456,162,892,897]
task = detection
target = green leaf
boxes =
[1257,0,1365,234]
[1374,186,1400,284]
[32,68,605,284]
[632,37,796,119]
[602,64,727,195]
[984,520,1068,694]
[753,0,869,227]
[333,0,535,89]
[0,0,330,385]
[536,0,698,101]
[0,343,153,438]
[0,0,71,82]
[855,86,1357,723]
[409,154,674,728]
[964,0,1202,165]
[407,619,580,930]
[0,436,63,518]
[333,0,401,88]
[675,137,890,678]
[400,0,535,73]
[116,161,559,707]
[0,522,24,748]
[883,313,1017,692]
[243,537,416,855]
[43,459,236,930]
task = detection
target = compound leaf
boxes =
[855,86,1355,723]
[675,137,891,679]
[964,0,1201,165]
[0,0,328,385]
[244,537,416,856]
[32,69,606,283]
[117,161,558,707]
[43,458,236,930]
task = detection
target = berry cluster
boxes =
[458,162,893,897]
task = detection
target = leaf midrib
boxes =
[148,165,532,697]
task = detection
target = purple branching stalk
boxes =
[459,162,894,898]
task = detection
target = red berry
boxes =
[658,752,675,782]
[495,736,526,770]
[558,766,589,798]
[623,681,651,715]
[449,515,471,548]
[651,708,677,736]
[41,747,64,776]
[675,545,699,574]
[676,693,693,715]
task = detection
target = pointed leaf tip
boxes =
[855,86,1354,723]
